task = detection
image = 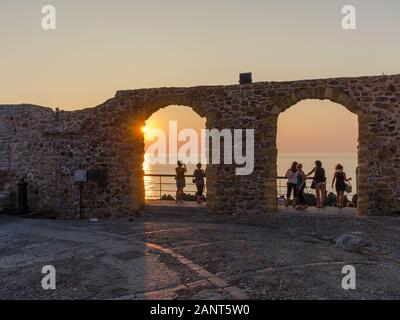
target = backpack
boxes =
[345,181,352,193]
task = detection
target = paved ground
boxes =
[1,206,400,300]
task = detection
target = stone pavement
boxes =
[1,207,400,300]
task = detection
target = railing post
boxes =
[278,178,282,197]
[159,175,162,200]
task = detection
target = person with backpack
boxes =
[193,163,206,204]
[332,164,352,209]
[307,160,327,209]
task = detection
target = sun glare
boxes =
[141,126,148,134]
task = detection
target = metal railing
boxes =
[145,174,298,201]
[144,174,315,200]
[277,176,315,197]
[144,174,207,200]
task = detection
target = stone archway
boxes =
[265,87,369,215]
[2,74,399,218]
[100,90,213,217]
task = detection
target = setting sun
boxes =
[141,126,149,134]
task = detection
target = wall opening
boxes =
[276,99,359,209]
[143,105,207,203]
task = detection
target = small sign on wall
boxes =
[73,170,87,183]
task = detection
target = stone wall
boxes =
[1,74,399,217]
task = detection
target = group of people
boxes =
[175,161,206,204]
[285,160,352,209]
[174,159,352,209]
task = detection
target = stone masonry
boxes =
[0,75,400,218]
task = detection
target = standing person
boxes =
[285,161,298,207]
[175,161,187,203]
[307,160,327,209]
[193,163,206,204]
[296,163,308,210]
[332,164,352,209]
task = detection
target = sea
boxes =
[143,153,358,199]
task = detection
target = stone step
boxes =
[0,183,16,213]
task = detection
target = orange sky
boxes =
[277,100,358,153]
[144,106,206,154]
[0,1,393,154]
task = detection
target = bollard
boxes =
[17,178,29,214]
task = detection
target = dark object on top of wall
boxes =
[239,72,252,85]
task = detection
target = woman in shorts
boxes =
[307,160,327,209]
[332,164,352,209]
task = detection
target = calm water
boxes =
[144,153,358,199]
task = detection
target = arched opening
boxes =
[276,99,359,210]
[142,105,207,206]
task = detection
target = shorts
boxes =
[315,182,326,189]
[336,184,346,193]
[176,179,186,189]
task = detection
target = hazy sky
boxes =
[1,0,397,153]
[1,0,399,109]
[277,100,358,153]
